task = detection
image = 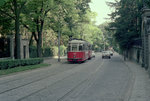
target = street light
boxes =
[109,27,117,30]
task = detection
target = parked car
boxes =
[92,51,95,58]
[102,51,111,59]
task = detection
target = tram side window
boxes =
[83,44,85,51]
[79,45,83,51]
[89,45,91,50]
[72,45,77,52]
[83,44,87,50]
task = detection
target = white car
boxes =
[102,51,111,59]
[108,51,113,56]
[92,51,95,58]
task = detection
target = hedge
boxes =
[29,46,53,58]
[0,58,43,70]
[42,47,53,57]
[29,46,67,58]
[29,46,38,58]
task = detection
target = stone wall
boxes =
[0,35,29,59]
[20,39,29,59]
[128,46,142,65]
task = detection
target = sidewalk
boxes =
[124,60,150,101]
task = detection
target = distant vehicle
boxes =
[67,39,92,62]
[102,51,111,59]
[92,51,95,58]
[108,51,113,56]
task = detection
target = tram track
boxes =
[55,55,133,101]
[0,63,79,94]
[15,57,103,101]
[0,54,103,101]
[16,72,78,101]
[57,61,104,101]
[0,64,60,85]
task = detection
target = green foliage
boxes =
[42,47,53,57]
[0,0,104,57]
[0,0,8,6]
[60,45,67,56]
[29,46,53,58]
[52,46,58,56]
[0,1,14,35]
[0,58,43,70]
[51,45,66,56]
[29,46,37,58]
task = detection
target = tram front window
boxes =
[72,44,78,52]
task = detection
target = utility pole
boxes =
[58,15,61,62]
[58,24,61,62]
[104,41,105,51]
[102,35,105,51]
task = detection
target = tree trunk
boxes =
[29,33,34,47]
[37,20,44,57]
[14,0,21,59]
[37,32,42,57]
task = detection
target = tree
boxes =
[0,0,28,59]
[22,0,54,57]
[0,2,13,36]
[107,0,143,50]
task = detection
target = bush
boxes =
[42,47,53,57]
[52,46,58,56]
[29,46,37,58]
[0,58,43,70]
[30,46,53,58]
[60,45,67,56]
[29,45,67,58]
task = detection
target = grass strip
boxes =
[0,63,50,76]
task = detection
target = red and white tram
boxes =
[67,39,92,62]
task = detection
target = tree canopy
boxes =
[0,0,104,58]
[107,0,143,50]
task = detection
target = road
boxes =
[0,53,134,101]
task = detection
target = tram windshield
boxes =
[72,44,78,52]
[68,43,85,52]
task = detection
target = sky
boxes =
[89,0,115,25]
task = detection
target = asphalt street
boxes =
[0,53,134,101]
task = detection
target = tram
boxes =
[67,39,92,62]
